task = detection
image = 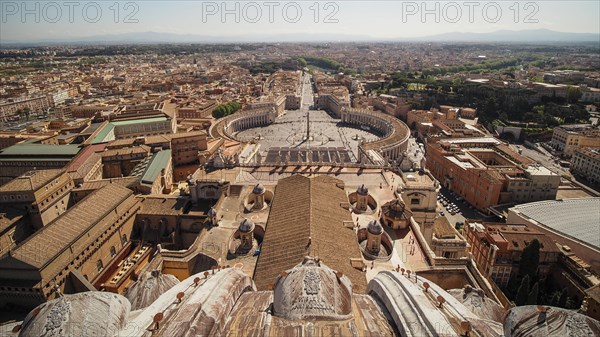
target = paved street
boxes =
[517,144,572,178]
[437,186,497,225]
[300,72,314,109]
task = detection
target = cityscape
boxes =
[0,1,599,336]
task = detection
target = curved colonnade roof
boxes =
[209,106,411,164]
[342,107,410,153]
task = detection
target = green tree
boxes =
[483,97,499,120]
[518,239,540,280]
[533,105,544,114]
[515,275,530,306]
[527,282,539,305]
[549,290,561,306]
[22,107,31,120]
[212,105,225,118]
[566,86,582,103]
[558,289,568,307]
[212,101,241,119]
[297,57,307,67]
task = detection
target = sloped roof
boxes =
[110,116,167,126]
[73,176,140,192]
[141,149,171,185]
[509,198,600,249]
[100,145,150,158]
[9,184,138,276]
[0,143,82,157]
[0,169,64,192]
[137,195,189,216]
[433,216,456,239]
[90,123,115,144]
[253,175,366,293]
[65,144,105,174]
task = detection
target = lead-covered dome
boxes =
[252,183,266,195]
[357,184,369,196]
[239,218,255,233]
[367,220,384,235]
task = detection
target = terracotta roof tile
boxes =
[253,175,367,293]
[10,184,139,277]
[0,169,64,192]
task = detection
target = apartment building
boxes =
[580,86,600,103]
[0,184,140,309]
[176,100,218,119]
[0,96,51,120]
[550,124,600,157]
[571,147,600,184]
[465,221,560,287]
[0,169,74,229]
[170,131,208,166]
[426,138,559,211]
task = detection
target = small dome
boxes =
[252,183,265,195]
[357,184,369,196]
[19,292,130,336]
[367,220,384,235]
[207,207,217,217]
[390,199,406,212]
[381,199,410,221]
[239,218,255,233]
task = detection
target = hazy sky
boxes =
[1,1,599,41]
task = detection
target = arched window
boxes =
[121,234,127,244]
[110,246,117,257]
[96,260,103,272]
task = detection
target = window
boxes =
[411,198,420,205]
[96,260,103,272]
[110,246,117,257]
[121,234,127,244]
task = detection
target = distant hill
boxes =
[2,32,372,46]
[399,29,599,43]
[3,29,598,46]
